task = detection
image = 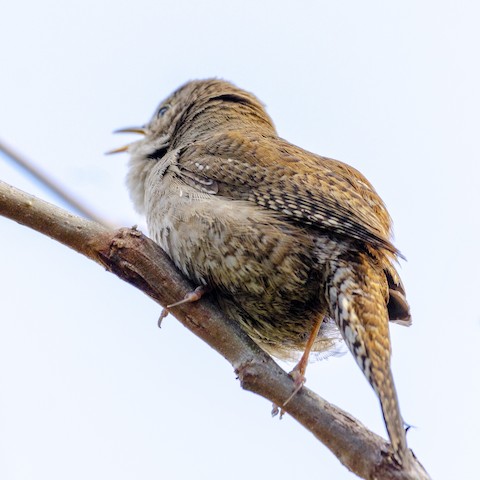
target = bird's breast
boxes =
[143,167,341,357]
[144,171,324,302]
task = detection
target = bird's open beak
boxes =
[106,127,146,155]
[114,127,147,135]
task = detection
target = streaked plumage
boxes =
[114,79,411,464]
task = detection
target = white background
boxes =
[1,1,479,479]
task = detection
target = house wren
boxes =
[111,79,412,464]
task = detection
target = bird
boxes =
[110,78,412,465]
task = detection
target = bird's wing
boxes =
[174,132,398,255]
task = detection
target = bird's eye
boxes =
[157,106,169,118]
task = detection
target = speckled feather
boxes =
[121,78,412,464]
[175,134,397,254]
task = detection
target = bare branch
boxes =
[0,179,430,480]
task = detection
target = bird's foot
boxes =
[167,285,209,308]
[271,365,307,418]
[158,286,209,327]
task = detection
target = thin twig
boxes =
[0,138,110,226]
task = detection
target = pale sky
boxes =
[1,1,479,479]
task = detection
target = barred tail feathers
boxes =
[327,254,408,464]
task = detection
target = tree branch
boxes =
[0,179,430,480]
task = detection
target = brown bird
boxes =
[111,79,412,465]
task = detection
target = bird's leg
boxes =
[283,315,324,406]
[158,286,210,327]
[272,315,324,417]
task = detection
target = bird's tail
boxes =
[326,253,408,464]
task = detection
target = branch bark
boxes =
[0,179,430,480]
